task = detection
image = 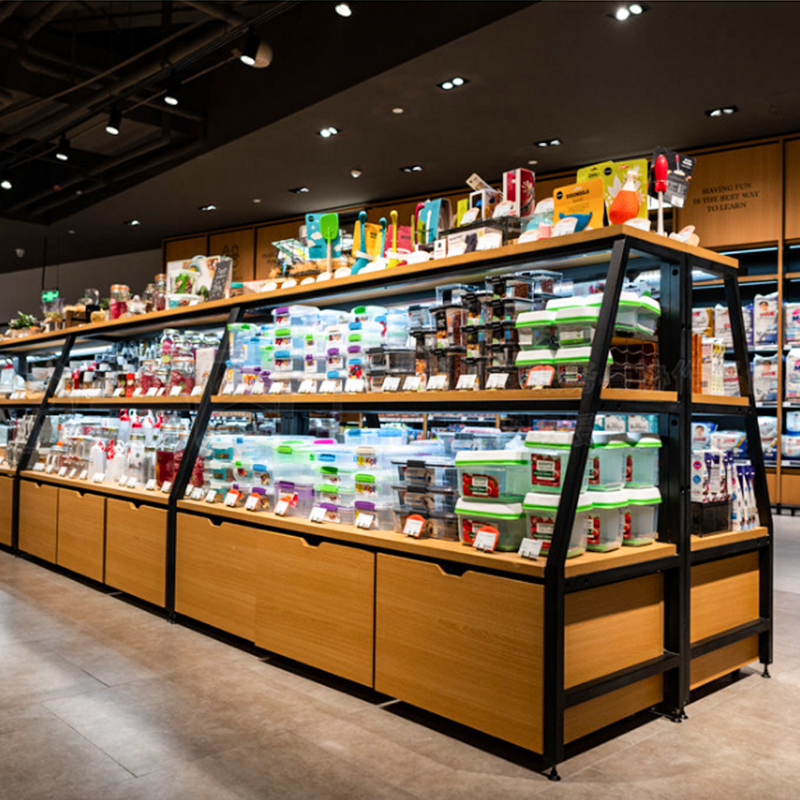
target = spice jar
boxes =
[109,284,130,320]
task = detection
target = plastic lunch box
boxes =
[525,430,589,494]
[391,484,458,514]
[522,491,591,558]
[554,347,612,388]
[516,310,557,349]
[455,499,527,551]
[391,507,459,541]
[588,440,627,491]
[586,490,628,552]
[391,457,457,489]
[624,486,660,546]
[627,436,661,488]
[455,449,532,502]
[516,350,557,389]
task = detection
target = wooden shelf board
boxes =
[694,273,777,287]
[176,499,676,580]
[691,527,769,551]
[49,396,201,406]
[19,471,169,506]
[0,466,15,476]
[0,396,44,405]
[692,394,750,406]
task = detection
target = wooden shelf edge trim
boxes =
[19,471,169,505]
[692,393,750,406]
[690,527,769,551]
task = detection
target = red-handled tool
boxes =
[654,154,668,235]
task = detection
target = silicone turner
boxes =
[387,210,400,268]
[351,211,370,274]
[320,212,339,272]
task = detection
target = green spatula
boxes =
[320,213,339,272]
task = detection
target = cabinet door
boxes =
[19,480,58,562]
[105,499,166,607]
[375,553,544,752]
[256,531,374,686]
[0,475,13,547]
[176,514,256,641]
[57,489,105,582]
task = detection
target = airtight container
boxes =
[555,347,612,388]
[366,347,416,373]
[516,310,557,350]
[408,305,432,329]
[317,501,355,526]
[316,483,356,509]
[465,290,493,327]
[274,304,319,327]
[302,330,327,355]
[489,342,520,369]
[228,323,256,363]
[455,449,532,503]
[516,350,557,389]
[273,350,304,373]
[628,436,661,488]
[392,485,457,514]
[303,354,327,375]
[525,430,589,494]
[354,500,393,530]
[276,480,315,517]
[460,356,489,389]
[586,490,628,552]
[586,291,640,333]
[637,295,661,335]
[326,347,346,372]
[488,320,520,347]
[315,464,356,489]
[555,304,600,347]
[491,296,536,324]
[522,491,591,559]
[455,499,527,551]
[352,305,387,323]
[588,440,627,491]
[252,462,273,487]
[392,457,456,489]
[391,507,459,541]
[432,304,468,349]
[465,325,488,359]
[624,487,660,546]
[316,445,357,470]
[273,442,314,482]
[354,471,395,501]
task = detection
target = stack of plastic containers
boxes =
[623,433,662,546]
[391,455,458,540]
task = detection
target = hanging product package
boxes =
[714,304,733,347]
[752,353,779,404]
[785,303,800,346]
[787,410,800,435]
[691,421,716,449]
[753,292,779,346]
[785,348,800,401]
[758,416,778,461]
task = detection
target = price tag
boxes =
[403,517,425,538]
[67,468,78,479]
[269,381,286,395]
[132,387,143,397]
[170,386,183,397]
[145,479,157,491]
[245,494,260,511]
[402,375,421,392]
[45,464,55,474]
[126,476,138,488]
[224,490,239,507]
[112,388,123,397]
[252,379,265,395]
[492,200,516,219]
[157,387,167,396]
[473,528,499,553]
[33,462,46,472]
[356,512,375,529]
[426,374,448,391]
[0,458,6,467]
[382,376,401,392]
[58,466,68,477]
[319,380,336,394]
[79,469,89,481]
[308,506,326,523]
[204,489,217,504]
[486,371,509,390]
[274,498,290,516]
[460,207,480,225]
[526,368,555,388]
[456,374,478,391]
[234,384,247,395]
[118,475,128,485]
[222,384,234,395]
[191,487,205,501]
[145,388,158,397]
[345,377,364,393]
[476,231,503,251]
[92,472,105,483]
[518,538,543,560]
[184,484,193,497]
[191,385,203,396]
[161,481,172,494]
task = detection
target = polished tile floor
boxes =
[0,518,798,800]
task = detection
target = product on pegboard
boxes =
[785,303,800,346]
[785,348,800,402]
[752,353,779,404]
[692,308,714,338]
[714,304,733,347]
[758,416,778,462]
[753,292,779,346]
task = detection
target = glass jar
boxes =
[109,284,130,320]
[127,433,147,482]
[155,422,181,486]
[154,274,167,312]
[170,355,195,395]
[161,330,176,366]
[142,284,156,314]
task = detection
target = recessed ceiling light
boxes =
[55,134,69,161]
[441,81,453,91]
[609,3,649,20]
[400,165,423,174]
[67,229,75,234]
[240,29,260,66]
[199,204,217,211]
[350,169,362,178]
[438,76,469,91]
[335,3,352,17]
[253,198,261,204]
[528,159,538,166]
[535,138,562,148]
[1,179,12,190]
[392,107,404,115]
[629,3,643,13]
[706,105,739,118]
[164,74,180,106]
[289,186,310,194]
[105,105,121,135]
[124,219,141,226]
[319,126,339,138]
[615,7,630,20]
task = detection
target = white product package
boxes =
[782,435,800,460]
[710,430,747,458]
[786,303,800,346]
[752,354,779,404]
[692,308,714,337]
[786,348,800,401]
[787,411,800,435]
[691,422,716,449]
[753,292,779,346]
[722,361,739,396]
[743,303,754,348]
[714,304,733,347]
[758,416,778,461]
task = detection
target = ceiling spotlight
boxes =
[240,28,260,66]
[441,81,453,91]
[528,160,538,166]
[124,219,141,226]
[253,198,261,204]
[105,105,121,135]
[335,3,352,17]
[392,107,404,115]
[438,76,469,91]
[535,138,562,148]
[706,105,739,118]
[350,169,362,178]
[68,229,75,234]
[164,74,180,106]
[199,204,217,211]
[319,126,339,137]
[615,7,630,20]
[289,186,310,194]
[400,165,423,174]
[609,3,649,20]
[55,134,69,161]
[1,178,11,190]
[629,3,643,12]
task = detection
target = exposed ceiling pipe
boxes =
[18,1,69,41]
[0,1,23,26]
[181,1,249,27]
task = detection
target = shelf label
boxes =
[356,512,374,529]
[145,388,158,397]
[0,458,6,467]
[191,385,203,396]
[33,462,45,472]
[252,380,265,395]
[112,387,124,397]
[456,374,478,391]
[160,480,172,494]
[298,379,316,394]
[79,469,89,481]
[234,384,247,395]
[58,466,68,477]
[222,384,234,395]
[269,381,286,394]
[191,486,205,501]
[132,387,143,397]
[157,387,167,396]
[518,537,543,560]
[184,484,194,497]
[308,506,326,523]
[244,494,260,511]
[68,467,78,479]
[145,479,157,491]
[319,379,336,394]
[486,371,509,390]
[92,472,105,483]
[204,489,217,504]
[170,386,183,397]
[426,374,447,391]
[126,476,138,488]
[274,498,290,516]
[403,517,425,538]
[345,377,364,394]
[472,528,499,553]
[118,475,128,485]
[45,464,55,474]
[382,376,401,392]
[224,490,239,507]
[402,375,422,392]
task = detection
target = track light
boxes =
[240,28,259,66]
[1,178,11,190]
[199,204,217,211]
[164,75,180,106]
[55,134,69,161]
[106,105,121,135]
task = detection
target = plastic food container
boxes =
[252,462,273,486]
[516,310,556,350]
[588,440,627,491]
[316,483,356,508]
[487,366,521,390]
[625,487,660,546]
[637,296,661,335]
[317,501,355,525]
[455,450,532,502]
[276,480,315,517]
[408,305,432,329]
[455,499,527,551]
[491,297,536,324]
[555,304,600,347]
[354,471,394,501]
[391,507,459,541]
[555,347,612,388]
[465,326,487,359]
[464,291,494,326]
[460,356,488,390]
[392,484,457,513]
[522,491,591,558]
[315,464,356,489]
[628,436,661,488]
[488,321,520,347]
[354,500,393,530]
[586,490,628,552]
[383,348,416,372]
[527,270,564,300]
[489,343,520,369]
[346,354,365,379]
[392,457,457,489]
[525,430,589,494]
[486,273,534,300]
[273,350,304,373]
[436,283,475,306]
[585,292,639,334]
[352,305,388,323]
[326,347,346,372]
[303,354,327,375]
[428,348,464,390]
[316,445,357,470]
[274,305,319,327]
[516,350,557,389]
[432,305,468,349]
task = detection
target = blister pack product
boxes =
[785,303,800,346]
[690,450,709,502]
[692,422,716,449]
[786,348,800,401]
[758,416,778,461]
[752,354,779,404]
[787,411,800,435]
[753,292,779,346]
[692,308,714,337]
[714,305,733,347]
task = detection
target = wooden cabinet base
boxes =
[19,480,58,563]
[256,531,374,687]
[104,499,166,607]
[176,514,256,641]
[690,636,760,690]
[0,475,12,547]
[56,489,105,582]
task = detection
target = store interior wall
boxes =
[0,249,161,327]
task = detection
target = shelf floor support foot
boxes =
[547,766,561,782]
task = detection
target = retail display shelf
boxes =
[0,465,15,476]
[176,498,677,580]
[0,396,43,406]
[693,273,777,288]
[690,527,769,552]
[692,394,750,407]
[48,396,201,407]
[19,470,169,506]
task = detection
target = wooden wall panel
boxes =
[784,138,800,240]
[164,235,208,264]
[781,472,800,505]
[255,221,303,280]
[18,480,58,562]
[690,635,759,690]
[208,228,255,283]
[0,476,12,547]
[675,143,782,247]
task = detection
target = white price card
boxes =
[526,368,554,388]
[456,374,478,391]
[33,462,46,472]
[118,475,128,485]
[403,517,425,538]
[170,386,183,397]
[426,374,447,391]
[45,464,55,474]
[518,538,543,560]
[492,200,516,219]
[308,506,326,523]
[0,458,6,467]
[319,380,336,394]
[79,469,89,481]
[244,494,260,511]
[460,207,480,225]
[269,381,286,394]
[160,481,172,494]
[472,529,499,553]
[132,387,143,397]
[345,377,364,393]
[402,375,421,392]
[486,371,509,390]
[145,388,158,397]
[234,384,247,395]
[274,498,290,516]
[191,385,203,396]
[184,484,194,497]
[145,479,157,491]
[157,387,167,396]
[126,476,138,488]
[252,379,265,395]
[191,486,205,501]
[222,384,234,395]
[224,490,239,507]
[355,512,374,529]
[58,466,69,477]
[298,379,316,394]
[382,376,401,392]
[92,472,105,483]
[68,467,78,479]
[204,489,217,504]
[112,387,124,397]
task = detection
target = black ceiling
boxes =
[2,0,800,273]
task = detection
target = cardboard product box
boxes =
[166,255,230,303]
[502,168,535,217]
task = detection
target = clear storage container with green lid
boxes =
[555,304,600,347]
[554,346,612,388]
[522,491,592,558]
[525,430,590,494]
[627,435,661,488]
[455,449,532,502]
[516,349,557,389]
[586,490,628,552]
[516,309,557,350]
[455,499,527,551]
[588,439,627,491]
[624,487,660,546]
